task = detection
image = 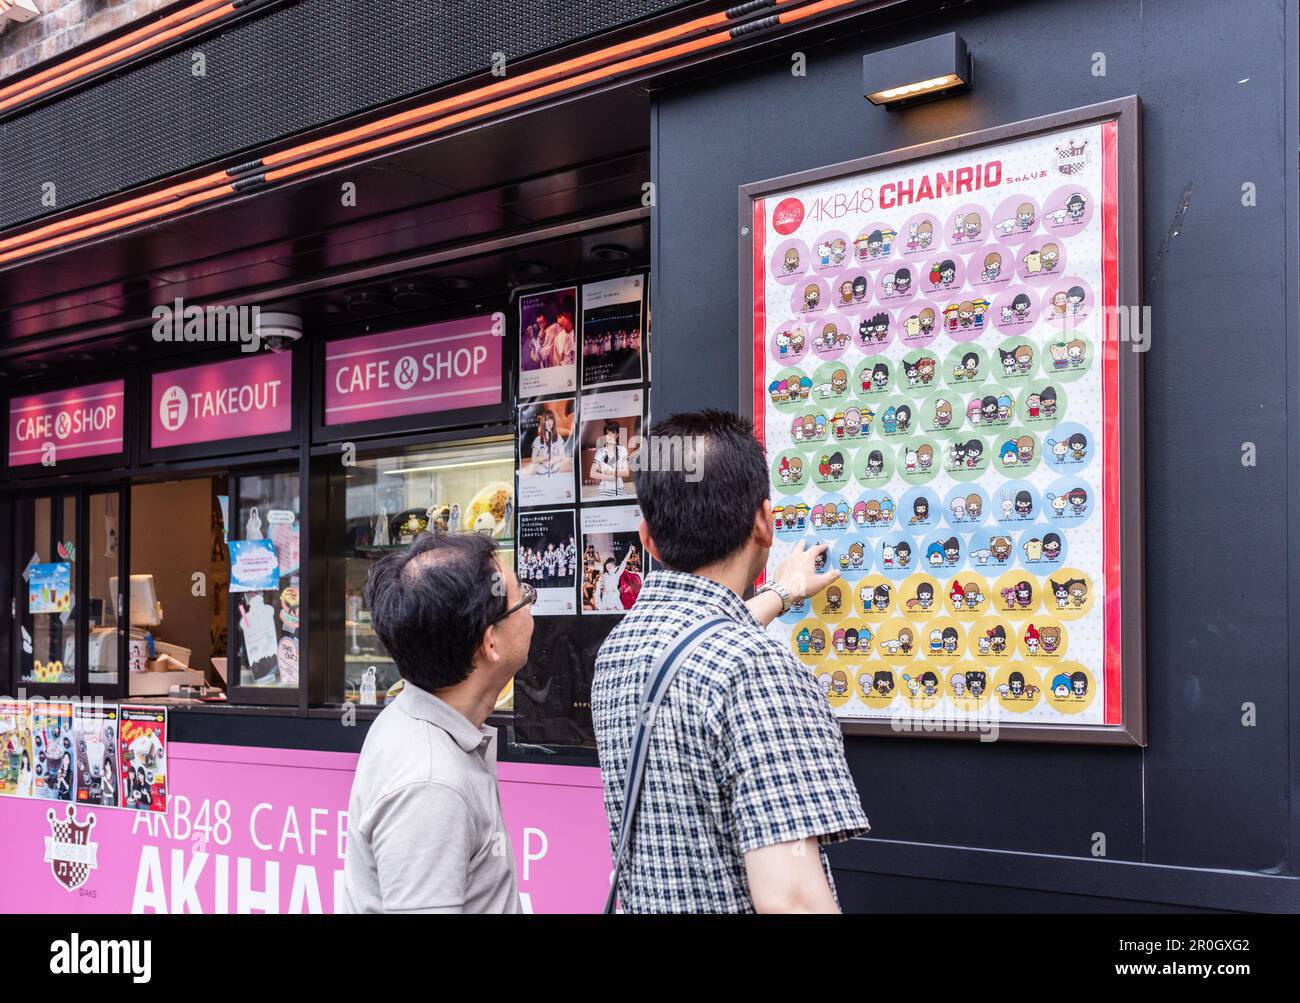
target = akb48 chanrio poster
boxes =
[750,116,1125,733]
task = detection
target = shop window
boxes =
[128,478,228,698]
[331,439,514,705]
[87,491,122,687]
[16,494,78,687]
[229,472,301,696]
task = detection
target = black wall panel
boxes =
[0,0,689,231]
[649,0,1298,906]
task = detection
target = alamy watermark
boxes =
[151,298,262,353]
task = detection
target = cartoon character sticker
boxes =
[1016,239,1068,283]
[1020,618,1069,663]
[990,195,1041,243]
[898,666,944,712]
[855,574,894,617]
[995,338,1038,382]
[1041,337,1093,381]
[791,618,829,664]
[894,438,939,485]
[944,435,990,482]
[1017,528,1067,567]
[943,344,987,389]
[817,669,856,709]
[853,223,899,263]
[1040,186,1093,234]
[811,315,855,360]
[1043,423,1093,472]
[772,451,808,495]
[993,570,1041,615]
[856,666,900,708]
[856,356,893,398]
[925,255,966,294]
[1041,276,1094,327]
[1019,383,1067,425]
[859,445,897,485]
[896,299,941,349]
[771,237,811,284]
[899,212,941,257]
[812,230,852,272]
[947,663,992,711]
[792,278,830,317]
[767,369,814,411]
[992,288,1039,332]
[854,309,896,351]
[946,205,989,246]
[1044,477,1093,524]
[993,663,1043,712]
[943,485,989,528]
[874,620,919,658]
[992,430,1041,477]
[972,616,1014,659]
[769,324,810,364]
[875,264,917,303]
[1045,569,1094,620]
[967,242,1016,290]
[1042,662,1096,713]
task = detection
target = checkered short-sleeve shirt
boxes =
[591,570,870,913]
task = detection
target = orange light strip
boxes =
[0,0,866,267]
[0,0,232,110]
[0,1,236,115]
[0,1,744,257]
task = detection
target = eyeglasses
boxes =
[493,582,538,624]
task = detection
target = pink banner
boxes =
[0,742,610,913]
[323,313,504,426]
[7,380,125,468]
[151,354,293,449]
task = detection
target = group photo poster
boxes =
[581,273,646,388]
[581,504,648,615]
[518,397,577,507]
[577,388,643,502]
[745,104,1140,742]
[516,509,579,616]
[519,286,578,398]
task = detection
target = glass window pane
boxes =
[232,472,300,689]
[338,440,514,705]
[19,495,77,687]
[88,492,121,686]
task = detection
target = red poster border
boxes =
[1100,119,1123,724]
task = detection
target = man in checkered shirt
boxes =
[592,410,869,913]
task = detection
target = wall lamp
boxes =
[863,32,972,109]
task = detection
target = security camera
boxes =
[255,311,302,353]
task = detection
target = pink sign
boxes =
[7,380,125,468]
[0,743,610,913]
[151,353,293,449]
[323,313,504,426]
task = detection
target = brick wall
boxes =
[0,0,173,80]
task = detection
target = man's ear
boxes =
[476,624,500,668]
[639,520,663,564]
[753,499,774,550]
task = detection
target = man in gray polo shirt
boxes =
[340,531,536,913]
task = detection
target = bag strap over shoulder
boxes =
[603,615,731,915]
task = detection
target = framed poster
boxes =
[739,98,1143,745]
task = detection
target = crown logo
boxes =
[1055,138,1090,175]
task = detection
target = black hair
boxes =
[634,410,768,572]
[366,531,505,691]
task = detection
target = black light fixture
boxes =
[863,32,971,109]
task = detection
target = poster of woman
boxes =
[580,504,647,614]
[518,397,576,506]
[519,286,578,398]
